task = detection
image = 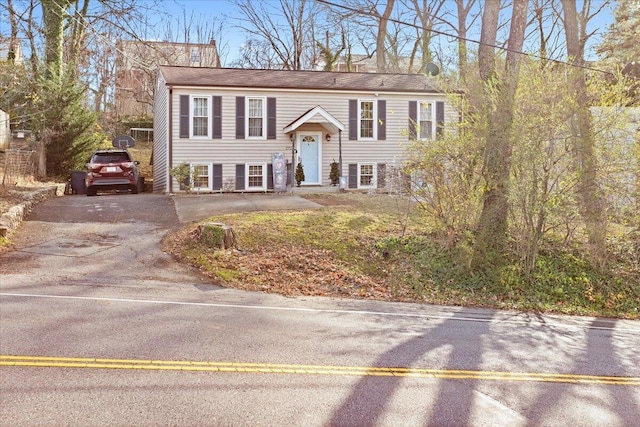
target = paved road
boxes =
[1,193,639,426]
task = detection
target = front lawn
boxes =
[163,193,639,319]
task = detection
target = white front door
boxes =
[298,133,321,185]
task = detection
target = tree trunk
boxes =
[472,0,528,269]
[376,0,395,73]
[67,0,90,77]
[196,223,237,250]
[7,0,19,64]
[456,0,473,82]
[36,140,47,179]
[41,0,67,81]
[561,0,608,266]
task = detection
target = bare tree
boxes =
[527,0,564,66]
[234,0,319,70]
[231,38,282,69]
[437,0,478,82]
[5,0,21,64]
[404,0,446,73]
[316,30,346,71]
[375,0,395,72]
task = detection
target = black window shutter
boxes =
[408,101,417,140]
[348,163,358,189]
[179,95,189,138]
[348,100,357,140]
[267,98,276,139]
[235,97,245,139]
[377,100,386,140]
[212,96,222,139]
[267,163,274,189]
[213,164,223,190]
[235,164,245,190]
[436,101,445,139]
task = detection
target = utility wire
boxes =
[316,0,623,77]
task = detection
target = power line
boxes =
[316,0,621,77]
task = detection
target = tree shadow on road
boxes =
[522,317,640,426]
[329,312,493,426]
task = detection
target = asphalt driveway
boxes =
[0,192,320,288]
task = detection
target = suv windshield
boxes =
[91,152,132,164]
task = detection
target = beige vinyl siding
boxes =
[166,86,449,192]
[153,72,169,193]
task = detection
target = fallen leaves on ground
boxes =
[163,224,420,302]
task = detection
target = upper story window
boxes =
[246,97,266,139]
[349,99,385,142]
[191,96,209,138]
[418,101,435,139]
[190,47,201,64]
[358,100,376,140]
[409,100,443,141]
[179,95,221,139]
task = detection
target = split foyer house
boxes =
[153,66,451,194]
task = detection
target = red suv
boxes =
[86,149,140,196]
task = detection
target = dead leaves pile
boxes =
[212,245,393,299]
[164,225,400,301]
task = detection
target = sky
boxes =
[1,0,616,67]
[146,0,616,66]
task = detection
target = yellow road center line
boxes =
[1,355,638,386]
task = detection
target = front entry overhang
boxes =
[283,105,345,134]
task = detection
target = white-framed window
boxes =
[358,162,377,189]
[246,97,266,139]
[190,47,201,64]
[190,95,210,138]
[246,162,267,190]
[358,100,377,140]
[418,101,435,140]
[190,163,213,192]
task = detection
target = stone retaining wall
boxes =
[0,184,66,238]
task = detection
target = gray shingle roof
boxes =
[158,66,441,93]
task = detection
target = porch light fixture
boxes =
[326,134,331,142]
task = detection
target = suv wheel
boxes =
[87,187,97,196]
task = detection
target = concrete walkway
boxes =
[172,193,322,223]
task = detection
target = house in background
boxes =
[0,110,10,150]
[153,66,451,194]
[0,37,23,64]
[333,54,436,75]
[115,40,220,120]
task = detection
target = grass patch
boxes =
[163,193,639,319]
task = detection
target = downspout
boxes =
[290,131,296,190]
[168,86,173,194]
[338,129,343,177]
